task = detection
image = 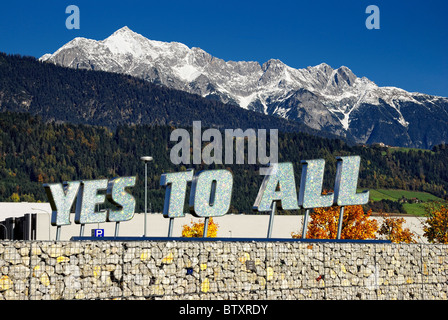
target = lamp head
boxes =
[140,156,153,162]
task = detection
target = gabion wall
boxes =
[0,240,446,300]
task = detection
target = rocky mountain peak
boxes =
[39,27,448,148]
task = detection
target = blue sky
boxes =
[0,0,447,97]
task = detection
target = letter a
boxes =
[253,162,299,212]
[365,5,380,30]
[66,5,80,30]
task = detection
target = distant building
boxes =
[372,142,389,148]
[0,202,52,240]
[0,202,51,219]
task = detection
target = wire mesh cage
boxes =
[0,240,447,300]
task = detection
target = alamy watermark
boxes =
[66,5,80,30]
[170,121,278,174]
[365,5,380,30]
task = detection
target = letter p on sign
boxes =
[92,229,104,237]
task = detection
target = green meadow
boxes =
[362,189,444,216]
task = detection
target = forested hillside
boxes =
[0,52,332,137]
[0,112,447,214]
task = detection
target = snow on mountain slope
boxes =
[40,26,448,148]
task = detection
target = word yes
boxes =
[44,177,136,226]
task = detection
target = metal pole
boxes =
[144,161,148,237]
[337,206,345,239]
[141,156,153,237]
[79,224,85,237]
[267,201,277,238]
[301,209,310,239]
[203,217,209,238]
[168,218,174,237]
[56,226,61,241]
[114,222,120,237]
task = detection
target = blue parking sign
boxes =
[92,229,104,237]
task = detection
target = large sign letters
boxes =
[44,155,369,238]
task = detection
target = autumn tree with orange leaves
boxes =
[423,202,448,244]
[377,214,417,243]
[292,205,378,240]
[182,218,219,238]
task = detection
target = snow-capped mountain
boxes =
[40,26,448,148]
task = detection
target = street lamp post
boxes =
[140,156,153,237]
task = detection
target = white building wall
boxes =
[0,202,428,242]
